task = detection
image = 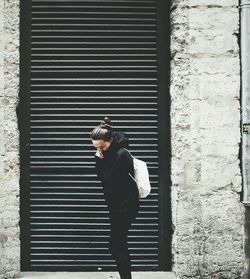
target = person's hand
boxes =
[95,148,104,159]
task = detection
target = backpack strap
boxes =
[123,147,135,159]
[123,148,136,180]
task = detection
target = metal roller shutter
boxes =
[19,0,171,272]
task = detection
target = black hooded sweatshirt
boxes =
[94,131,138,212]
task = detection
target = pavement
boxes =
[20,272,178,279]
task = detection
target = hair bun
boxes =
[100,116,112,129]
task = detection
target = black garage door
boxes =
[19,0,172,272]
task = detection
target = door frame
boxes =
[18,0,32,271]
[18,0,173,271]
[156,0,172,271]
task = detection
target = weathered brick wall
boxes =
[0,0,20,278]
[170,0,246,278]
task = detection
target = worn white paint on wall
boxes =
[170,0,246,278]
[0,0,20,278]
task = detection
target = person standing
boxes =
[90,117,140,279]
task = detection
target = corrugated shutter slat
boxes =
[27,0,163,271]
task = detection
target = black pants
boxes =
[108,194,140,279]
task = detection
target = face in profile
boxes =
[91,139,112,152]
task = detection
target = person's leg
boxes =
[109,200,140,279]
[109,209,131,279]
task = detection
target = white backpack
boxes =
[123,148,151,198]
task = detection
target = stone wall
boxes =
[170,0,246,278]
[0,0,20,278]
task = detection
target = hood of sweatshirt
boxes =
[112,131,129,148]
[101,131,129,156]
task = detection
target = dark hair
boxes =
[90,117,113,141]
